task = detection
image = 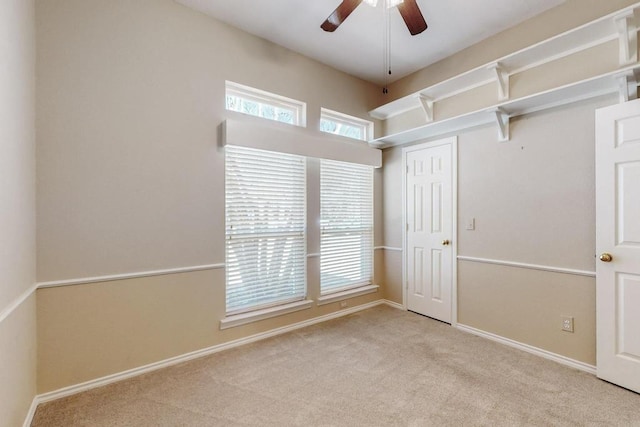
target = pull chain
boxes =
[382,1,391,94]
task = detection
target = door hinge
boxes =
[406,223,409,231]
[406,165,409,174]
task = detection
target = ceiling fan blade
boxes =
[321,0,364,32]
[397,0,427,36]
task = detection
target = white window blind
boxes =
[320,159,373,294]
[225,145,306,314]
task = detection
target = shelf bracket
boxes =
[492,108,510,142]
[419,95,434,122]
[615,11,638,65]
[488,63,510,101]
[616,71,638,103]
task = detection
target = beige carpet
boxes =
[32,305,640,426]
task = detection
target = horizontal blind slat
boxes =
[320,159,373,295]
[225,145,306,313]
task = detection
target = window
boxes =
[225,145,307,314]
[320,108,373,141]
[320,159,373,294]
[225,81,306,127]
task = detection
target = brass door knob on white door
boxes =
[442,240,450,246]
[600,253,613,262]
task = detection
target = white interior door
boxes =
[595,98,640,394]
[405,138,455,323]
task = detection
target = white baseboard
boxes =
[34,300,386,406]
[383,299,405,310]
[456,323,596,375]
[22,394,39,427]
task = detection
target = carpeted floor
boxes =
[32,305,640,426]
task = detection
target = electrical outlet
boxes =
[561,315,574,333]
[340,301,348,308]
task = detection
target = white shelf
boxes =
[370,65,640,148]
[370,110,492,147]
[369,2,640,121]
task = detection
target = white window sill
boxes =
[220,299,313,330]
[316,284,379,306]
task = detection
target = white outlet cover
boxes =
[561,315,574,332]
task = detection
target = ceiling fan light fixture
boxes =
[321,0,424,36]
[363,0,404,8]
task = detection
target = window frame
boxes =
[225,81,307,127]
[320,108,374,141]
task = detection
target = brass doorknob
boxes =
[599,253,613,263]
[442,240,450,246]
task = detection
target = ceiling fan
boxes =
[321,0,427,36]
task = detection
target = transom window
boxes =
[320,108,373,141]
[225,81,306,127]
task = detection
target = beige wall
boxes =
[36,270,380,392]
[457,262,596,364]
[36,0,383,282]
[378,148,403,303]
[35,0,385,393]
[382,95,615,364]
[1,0,36,314]
[0,0,37,424]
[457,101,602,269]
[376,1,638,365]
[32,0,635,401]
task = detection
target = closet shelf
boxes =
[368,2,640,148]
[370,65,640,148]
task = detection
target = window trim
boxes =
[226,81,307,127]
[316,284,379,306]
[220,299,313,330]
[320,108,374,141]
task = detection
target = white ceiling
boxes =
[176,0,565,85]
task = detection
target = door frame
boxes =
[401,137,458,326]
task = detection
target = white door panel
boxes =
[596,98,640,393]
[405,139,455,323]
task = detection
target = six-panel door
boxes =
[406,140,454,323]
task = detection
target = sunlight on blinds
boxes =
[320,159,373,294]
[225,145,306,314]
